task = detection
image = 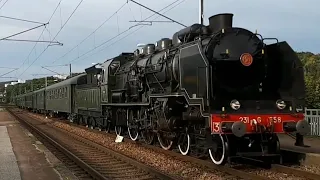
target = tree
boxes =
[297,52,320,108]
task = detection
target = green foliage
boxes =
[297,52,320,108]
[4,76,60,103]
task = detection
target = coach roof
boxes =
[45,73,86,91]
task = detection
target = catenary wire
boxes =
[51,1,128,64]
[18,0,62,69]
[75,0,187,63]
[18,0,84,78]
[0,15,46,24]
[69,0,182,64]
[0,0,9,11]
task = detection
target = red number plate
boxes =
[239,116,282,125]
[210,113,304,134]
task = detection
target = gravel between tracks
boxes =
[25,112,235,180]
[25,110,320,180]
[291,165,320,175]
[232,165,306,180]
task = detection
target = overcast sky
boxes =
[0,0,319,82]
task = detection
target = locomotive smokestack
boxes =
[208,13,233,32]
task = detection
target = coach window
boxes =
[61,88,64,98]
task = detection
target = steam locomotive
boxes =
[14,13,310,165]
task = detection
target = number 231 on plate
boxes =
[239,116,282,124]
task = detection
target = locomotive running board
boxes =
[102,103,149,106]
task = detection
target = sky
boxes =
[0,0,319,82]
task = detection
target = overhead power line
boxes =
[129,0,186,27]
[2,38,63,45]
[51,1,128,64]
[0,69,18,78]
[18,0,84,78]
[69,0,185,64]
[0,23,48,40]
[0,0,9,11]
[0,66,17,69]
[18,0,63,69]
[41,66,65,76]
[77,0,187,63]
[50,0,84,42]
[0,15,46,24]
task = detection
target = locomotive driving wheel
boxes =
[140,107,155,145]
[127,109,139,141]
[155,100,174,150]
[115,109,123,136]
[177,129,191,155]
[157,132,174,150]
[208,134,229,165]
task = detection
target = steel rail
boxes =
[271,164,320,180]
[6,108,108,180]
[7,107,178,180]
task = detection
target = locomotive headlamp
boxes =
[276,99,286,110]
[230,99,241,110]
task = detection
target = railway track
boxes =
[13,107,320,180]
[6,108,177,180]
[20,109,274,180]
[271,164,320,180]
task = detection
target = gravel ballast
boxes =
[26,111,320,180]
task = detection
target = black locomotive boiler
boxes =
[98,13,309,165]
[13,13,310,165]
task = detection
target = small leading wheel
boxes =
[115,126,122,136]
[178,132,190,155]
[208,134,228,165]
[157,132,174,150]
[127,109,139,141]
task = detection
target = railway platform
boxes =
[279,134,320,154]
[279,133,320,166]
[0,108,78,180]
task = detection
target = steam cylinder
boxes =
[208,13,233,32]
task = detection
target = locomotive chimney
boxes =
[208,13,233,32]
